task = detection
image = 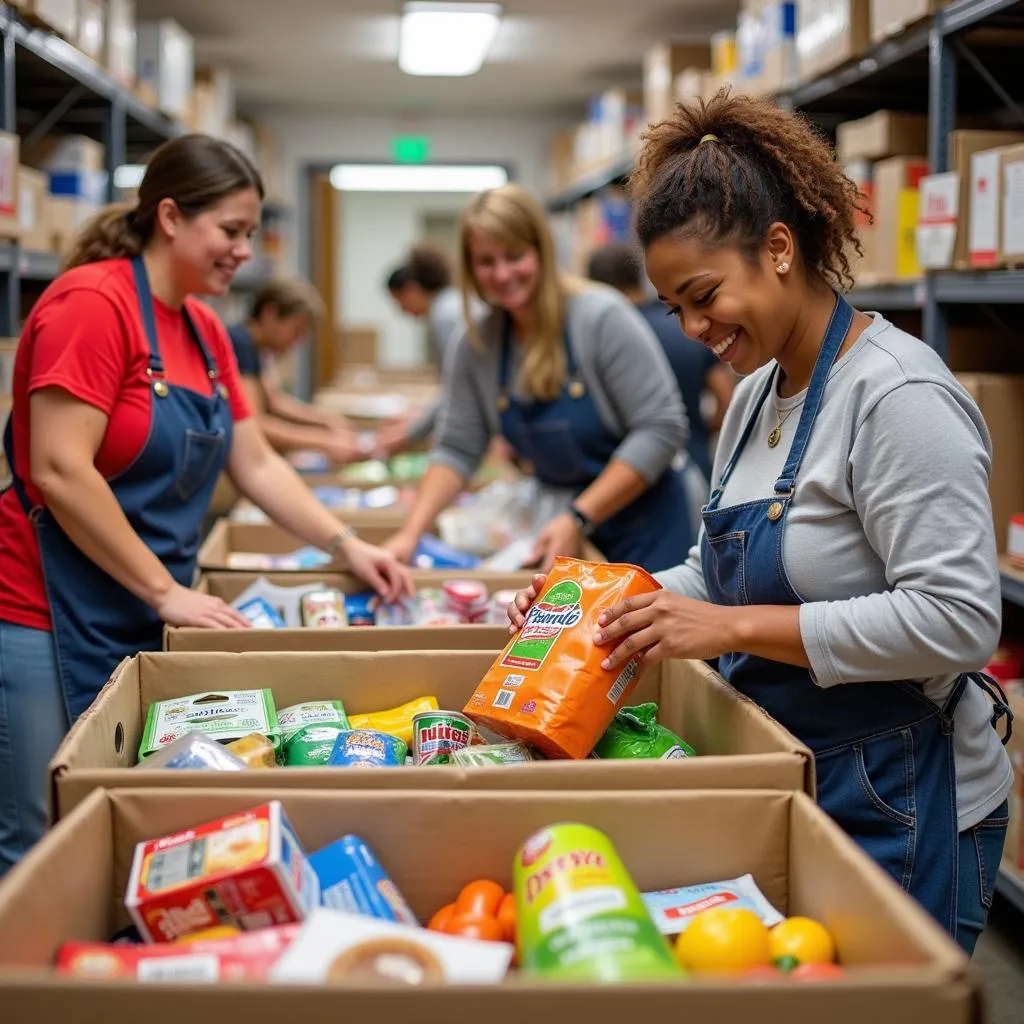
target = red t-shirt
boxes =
[0,258,251,631]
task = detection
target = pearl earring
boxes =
[776,262,790,274]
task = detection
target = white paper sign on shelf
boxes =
[915,172,959,270]
[1002,158,1024,260]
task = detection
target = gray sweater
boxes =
[656,314,1011,831]
[431,286,688,482]
[407,287,468,442]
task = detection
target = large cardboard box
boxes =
[75,0,106,61]
[643,42,711,122]
[0,338,17,397]
[955,373,1024,552]
[136,18,194,121]
[797,0,871,82]
[998,143,1024,265]
[968,145,1009,268]
[874,156,929,281]
[105,0,136,86]
[0,132,20,239]
[49,650,814,818]
[164,570,533,652]
[18,166,52,252]
[20,0,77,38]
[836,111,928,164]
[870,0,943,43]
[0,787,981,1022]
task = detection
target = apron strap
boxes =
[773,294,853,496]
[498,313,513,391]
[714,373,774,494]
[967,671,1014,745]
[1,415,32,516]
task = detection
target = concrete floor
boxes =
[974,897,1024,1024]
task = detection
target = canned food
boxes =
[411,711,474,766]
[301,589,348,628]
[443,579,489,622]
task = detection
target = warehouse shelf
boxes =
[932,269,1024,304]
[997,862,1024,914]
[847,282,925,311]
[1001,557,1024,607]
[546,153,635,212]
[939,0,1024,35]
[0,241,59,279]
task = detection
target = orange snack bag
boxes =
[463,557,661,759]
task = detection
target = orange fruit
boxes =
[791,962,846,981]
[441,913,505,943]
[427,902,457,933]
[496,892,517,943]
[674,908,772,975]
[455,879,505,919]
[769,917,836,965]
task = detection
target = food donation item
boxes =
[451,741,535,766]
[465,558,661,759]
[236,596,286,629]
[278,700,351,742]
[125,801,319,943]
[138,690,281,761]
[310,835,419,926]
[411,711,474,766]
[327,729,408,768]
[592,703,696,760]
[134,732,248,772]
[56,925,300,982]
[642,875,784,936]
[674,907,771,975]
[344,592,377,626]
[270,909,512,985]
[427,880,516,945]
[348,695,439,746]
[301,588,348,628]
[514,823,681,981]
[224,733,276,768]
[443,579,489,622]
[284,725,349,767]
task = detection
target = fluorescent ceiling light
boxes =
[114,164,145,189]
[330,164,508,193]
[399,2,502,77]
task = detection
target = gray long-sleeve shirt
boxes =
[656,314,1011,830]
[430,285,688,483]
[407,287,469,442]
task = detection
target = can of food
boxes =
[301,589,348,628]
[514,823,681,981]
[451,741,534,766]
[284,725,348,767]
[443,579,489,622]
[411,711,474,766]
[327,729,408,768]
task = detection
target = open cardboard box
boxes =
[49,651,814,820]
[0,787,980,1023]
[165,571,535,652]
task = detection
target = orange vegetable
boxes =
[427,902,457,933]
[455,879,505,920]
[496,891,516,943]
[442,913,504,943]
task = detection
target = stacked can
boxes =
[442,580,490,623]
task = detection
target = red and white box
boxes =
[56,925,300,982]
[125,801,320,944]
[1009,513,1024,569]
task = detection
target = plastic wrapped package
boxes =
[135,732,248,771]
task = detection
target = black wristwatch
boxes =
[568,503,597,538]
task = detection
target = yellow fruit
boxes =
[769,917,836,965]
[674,908,772,975]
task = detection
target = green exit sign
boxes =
[392,135,430,163]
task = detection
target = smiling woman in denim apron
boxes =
[385,184,691,573]
[0,135,411,878]
[509,93,1013,955]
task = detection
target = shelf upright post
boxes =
[103,94,126,204]
[0,23,16,337]
[923,21,957,359]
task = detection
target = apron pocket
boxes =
[175,429,226,502]
[967,801,1010,910]
[704,531,749,605]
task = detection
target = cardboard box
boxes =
[643,42,712,123]
[105,0,136,86]
[0,133,20,239]
[0,339,16,398]
[874,156,929,281]
[190,68,235,138]
[21,0,77,38]
[165,570,533,652]
[955,374,1024,552]
[837,111,928,164]
[23,134,105,174]
[999,143,1024,264]
[18,166,51,252]
[756,1,798,95]
[338,325,377,366]
[870,0,943,43]
[797,0,871,82]
[968,146,1007,268]
[48,650,814,819]
[137,18,194,121]
[0,787,980,1021]
[75,0,106,61]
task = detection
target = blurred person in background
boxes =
[0,134,412,878]
[230,278,362,464]
[383,183,690,573]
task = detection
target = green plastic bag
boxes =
[592,703,696,760]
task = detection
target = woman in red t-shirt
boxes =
[0,134,412,877]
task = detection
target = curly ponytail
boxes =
[62,203,143,271]
[629,89,866,290]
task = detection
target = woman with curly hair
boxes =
[510,91,1012,952]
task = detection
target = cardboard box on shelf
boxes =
[0,338,17,397]
[136,18,194,121]
[916,172,959,271]
[105,0,135,86]
[836,111,929,164]
[757,0,798,95]
[711,29,737,76]
[75,0,106,61]
[999,143,1024,265]
[17,166,51,252]
[955,374,1024,552]
[874,156,929,281]
[48,194,100,254]
[643,41,711,123]
[870,0,943,43]
[0,786,981,1021]
[737,0,767,90]
[673,67,710,105]
[797,0,871,82]
[191,67,235,138]
[968,146,1007,268]
[48,649,813,818]
[0,133,20,239]
[22,134,105,174]
[20,0,77,38]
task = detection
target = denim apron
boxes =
[701,294,1008,933]
[497,317,691,572]
[1,256,233,720]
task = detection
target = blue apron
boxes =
[1,256,233,720]
[701,294,1009,934]
[497,317,690,572]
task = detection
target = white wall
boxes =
[338,190,473,366]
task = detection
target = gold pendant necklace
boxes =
[767,406,798,448]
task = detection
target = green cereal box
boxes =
[139,690,281,761]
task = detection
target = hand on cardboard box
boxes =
[154,583,252,630]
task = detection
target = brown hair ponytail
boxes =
[629,89,866,290]
[63,133,263,272]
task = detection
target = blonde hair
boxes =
[459,183,584,401]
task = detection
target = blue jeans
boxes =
[957,799,1009,956]
[0,620,68,879]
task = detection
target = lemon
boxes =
[769,917,836,965]
[674,908,772,975]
